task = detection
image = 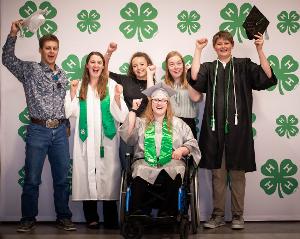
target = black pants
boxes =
[82,200,118,228]
[179,117,197,139]
[131,170,182,216]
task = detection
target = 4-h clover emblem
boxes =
[18,166,26,188]
[219,2,252,43]
[260,159,298,198]
[18,107,30,141]
[119,2,158,42]
[119,63,130,74]
[161,55,193,80]
[77,10,101,34]
[19,1,57,38]
[252,113,256,138]
[277,11,299,35]
[267,55,299,95]
[62,54,88,82]
[275,115,299,138]
[177,10,201,35]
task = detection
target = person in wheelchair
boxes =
[119,81,201,218]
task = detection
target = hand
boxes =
[10,20,23,37]
[70,80,79,92]
[132,99,142,110]
[106,42,117,55]
[146,65,156,76]
[172,148,184,160]
[114,84,123,96]
[254,32,264,51]
[195,38,208,50]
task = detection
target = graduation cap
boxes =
[142,82,176,99]
[242,5,269,40]
[19,10,46,36]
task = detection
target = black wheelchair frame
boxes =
[119,153,200,239]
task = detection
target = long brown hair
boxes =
[79,52,108,100]
[127,52,155,82]
[164,51,188,89]
[142,98,173,132]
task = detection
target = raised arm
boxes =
[146,65,156,88]
[2,20,27,82]
[191,38,208,80]
[104,42,117,75]
[254,33,272,78]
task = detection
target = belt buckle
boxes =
[46,119,59,128]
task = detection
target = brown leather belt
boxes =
[31,118,66,129]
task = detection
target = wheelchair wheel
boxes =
[180,217,189,239]
[190,171,199,234]
[121,220,143,239]
[119,170,128,228]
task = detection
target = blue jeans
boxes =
[21,122,72,221]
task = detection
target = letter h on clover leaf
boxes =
[275,115,299,138]
[260,159,298,198]
[77,10,101,34]
[267,55,299,95]
[177,10,201,35]
[219,2,252,43]
[277,11,300,35]
[19,1,58,38]
[119,2,158,42]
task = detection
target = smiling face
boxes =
[167,55,184,82]
[39,40,59,68]
[86,54,104,79]
[131,56,148,80]
[213,38,234,61]
[151,97,168,117]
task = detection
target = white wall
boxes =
[1,0,299,221]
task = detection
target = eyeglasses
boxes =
[152,98,168,104]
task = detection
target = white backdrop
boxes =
[0,0,299,221]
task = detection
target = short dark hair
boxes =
[212,31,234,46]
[39,34,59,49]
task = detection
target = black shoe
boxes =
[56,218,76,231]
[17,220,35,233]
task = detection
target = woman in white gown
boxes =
[65,51,128,229]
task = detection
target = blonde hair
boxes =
[164,51,188,89]
[142,98,173,132]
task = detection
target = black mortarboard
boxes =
[243,6,269,40]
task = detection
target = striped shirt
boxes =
[2,35,68,120]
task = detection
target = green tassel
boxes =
[225,121,229,134]
[100,146,104,158]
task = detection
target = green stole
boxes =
[79,87,117,157]
[144,118,173,167]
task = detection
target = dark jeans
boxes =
[21,122,72,222]
[83,200,118,228]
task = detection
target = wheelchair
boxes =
[119,153,200,239]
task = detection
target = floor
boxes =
[1,222,300,239]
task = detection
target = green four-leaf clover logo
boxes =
[161,55,193,80]
[18,107,30,141]
[260,159,298,198]
[177,10,201,35]
[267,55,299,95]
[77,10,101,34]
[18,166,26,188]
[277,11,300,35]
[252,113,256,138]
[119,2,158,42]
[19,1,57,38]
[62,54,88,81]
[119,63,130,74]
[275,115,299,138]
[219,3,252,43]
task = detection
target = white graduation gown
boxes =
[65,79,128,200]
